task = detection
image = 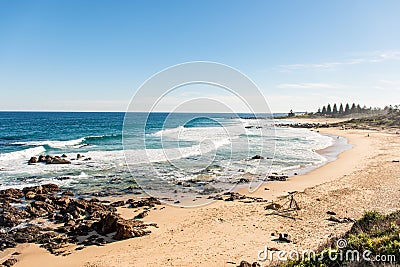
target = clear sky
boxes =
[0,0,399,112]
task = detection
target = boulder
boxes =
[2,258,18,266]
[95,212,150,240]
[238,178,250,183]
[28,157,37,164]
[48,158,71,164]
[23,186,42,195]
[127,197,161,208]
[0,188,24,200]
[0,203,29,227]
[238,261,252,267]
[110,200,125,207]
[96,213,119,235]
[134,210,149,219]
[31,201,54,213]
[251,155,264,160]
[113,218,150,240]
[277,233,291,243]
[55,196,70,208]
[25,191,36,200]
[41,184,60,193]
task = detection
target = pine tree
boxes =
[322,106,327,115]
[356,104,361,113]
[327,104,332,115]
[339,104,344,114]
[317,108,321,114]
[332,104,338,116]
[345,103,350,115]
[351,103,356,113]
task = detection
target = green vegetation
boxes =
[284,104,400,128]
[315,103,383,118]
[281,211,400,266]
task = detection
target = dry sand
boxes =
[5,122,400,267]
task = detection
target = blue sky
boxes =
[0,0,399,112]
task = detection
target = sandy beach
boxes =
[3,121,400,267]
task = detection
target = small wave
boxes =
[0,146,46,161]
[148,126,185,137]
[11,138,85,149]
[85,134,122,142]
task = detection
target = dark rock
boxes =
[128,197,161,209]
[25,191,36,200]
[251,155,264,160]
[22,186,42,195]
[134,210,149,219]
[113,218,150,240]
[28,157,37,164]
[110,200,125,207]
[0,188,24,200]
[77,154,82,159]
[327,211,336,216]
[238,261,251,267]
[61,154,68,158]
[267,175,288,181]
[55,196,70,208]
[393,160,399,163]
[31,200,55,213]
[0,202,29,227]
[327,216,355,223]
[238,178,249,183]
[47,158,71,164]
[2,258,18,266]
[38,155,46,162]
[41,184,60,193]
[223,192,247,201]
[277,233,291,243]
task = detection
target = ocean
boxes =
[0,112,348,201]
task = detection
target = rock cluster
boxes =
[210,192,267,203]
[238,261,260,267]
[27,154,93,165]
[0,184,159,255]
[28,154,71,165]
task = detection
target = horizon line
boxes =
[0,110,295,114]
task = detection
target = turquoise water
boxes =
[0,112,339,198]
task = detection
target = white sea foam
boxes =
[149,126,185,137]
[11,138,85,149]
[0,146,46,161]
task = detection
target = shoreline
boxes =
[3,123,400,266]
[236,127,365,199]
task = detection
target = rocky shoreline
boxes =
[0,182,272,266]
[0,183,161,264]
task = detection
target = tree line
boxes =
[315,103,380,117]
